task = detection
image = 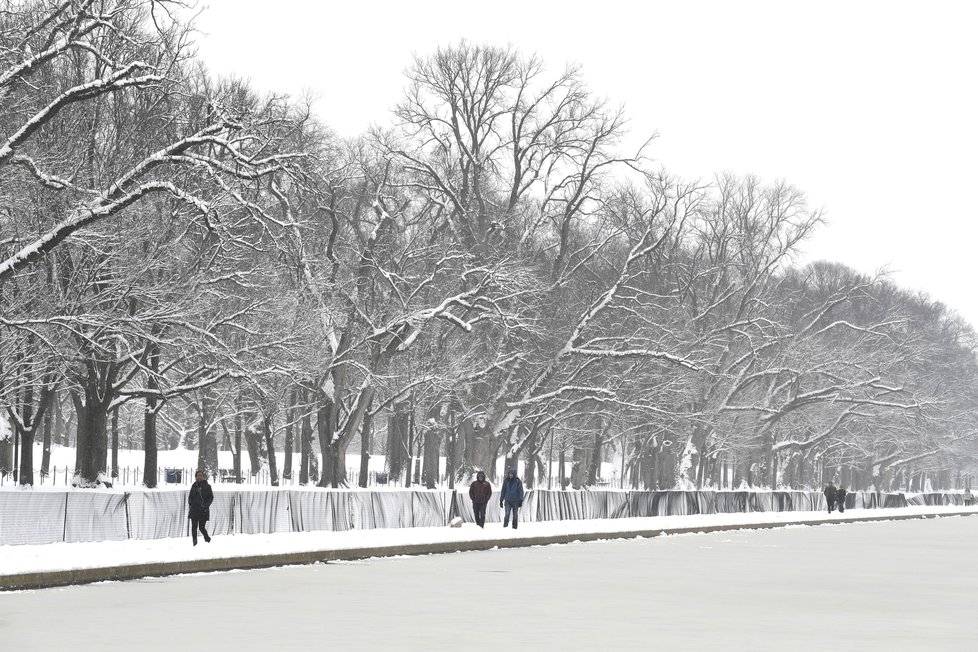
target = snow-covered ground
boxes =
[2,505,975,576]
[2,512,976,650]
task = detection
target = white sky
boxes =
[192,0,978,327]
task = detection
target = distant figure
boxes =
[965,488,974,507]
[823,483,837,514]
[188,470,214,545]
[836,486,848,513]
[500,468,525,529]
[468,471,492,528]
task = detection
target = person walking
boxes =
[823,483,837,514]
[500,468,525,530]
[188,469,214,545]
[836,486,848,513]
[468,471,492,528]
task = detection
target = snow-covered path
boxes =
[2,514,977,650]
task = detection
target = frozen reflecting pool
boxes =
[3,516,976,650]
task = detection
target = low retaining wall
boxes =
[0,488,966,546]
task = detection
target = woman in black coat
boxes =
[188,470,214,545]
[835,486,848,514]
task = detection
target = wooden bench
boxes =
[218,469,242,483]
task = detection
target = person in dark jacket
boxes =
[823,483,837,514]
[188,469,214,545]
[468,471,492,528]
[836,486,848,513]
[499,468,525,529]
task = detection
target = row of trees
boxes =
[3,0,977,492]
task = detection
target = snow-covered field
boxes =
[2,513,976,650]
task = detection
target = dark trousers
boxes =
[503,502,520,529]
[837,499,846,513]
[191,518,210,543]
[473,503,487,528]
[827,499,835,514]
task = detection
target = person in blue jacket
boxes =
[500,467,525,529]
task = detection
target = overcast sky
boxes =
[192,0,978,327]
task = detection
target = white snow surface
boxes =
[2,504,975,577]
[3,512,978,650]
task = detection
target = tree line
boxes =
[2,0,977,492]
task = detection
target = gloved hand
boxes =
[499,501,504,508]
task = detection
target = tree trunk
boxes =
[196,392,218,476]
[316,391,338,488]
[54,393,66,446]
[323,384,375,488]
[558,447,567,490]
[110,406,119,479]
[15,382,35,486]
[570,438,589,489]
[585,425,603,487]
[523,439,536,489]
[262,413,279,486]
[73,390,110,486]
[234,401,243,480]
[244,422,262,477]
[409,406,419,486]
[40,403,53,477]
[300,387,313,484]
[387,400,410,481]
[358,399,373,488]
[461,416,493,481]
[142,341,161,488]
[143,401,160,488]
[764,431,776,488]
[422,417,441,489]
[445,406,459,490]
[284,387,297,481]
[16,422,34,487]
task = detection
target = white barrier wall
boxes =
[0,488,936,546]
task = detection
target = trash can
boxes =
[165,468,183,484]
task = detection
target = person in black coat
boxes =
[188,470,214,545]
[836,486,848,513]
[823,483,837,514]
[468,471,492,528]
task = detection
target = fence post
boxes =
[123,492,132,539]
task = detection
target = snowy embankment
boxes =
[3,504,975,581]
